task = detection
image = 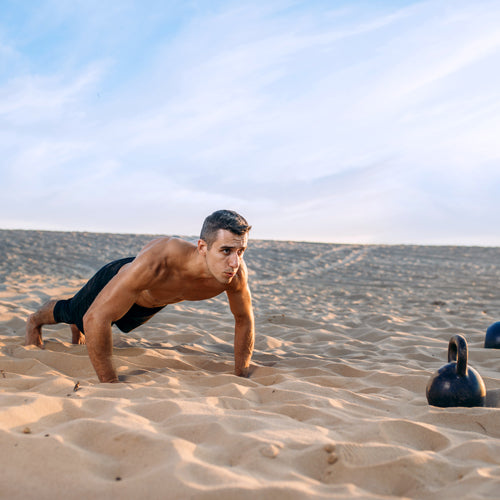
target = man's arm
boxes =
[227,264,255,377]
[83,257,156,382]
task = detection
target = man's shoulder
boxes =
[127,237,194,280]
[136,237,197,269]
[140,236,195,255]
[159,237,197,260]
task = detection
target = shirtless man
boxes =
[25,210,254,383]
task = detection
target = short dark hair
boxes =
[200,210,251,247]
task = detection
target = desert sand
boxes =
[0,229,499,499]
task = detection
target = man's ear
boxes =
[198,239,208,256]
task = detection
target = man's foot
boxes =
[71,324,86,345]
[25,315,44,347]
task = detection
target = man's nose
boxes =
[228,253,239,268]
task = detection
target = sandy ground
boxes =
[0,229,499,499]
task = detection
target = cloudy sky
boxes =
[1,0,500,245]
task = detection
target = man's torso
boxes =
[116,237,240,308]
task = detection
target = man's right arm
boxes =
[83,257,155,382]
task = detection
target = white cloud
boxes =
[0,67,105,124]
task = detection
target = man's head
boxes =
[200,210,251,248]
[198,210,251,284]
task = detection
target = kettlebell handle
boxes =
[447,334,468,376]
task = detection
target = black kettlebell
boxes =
[484,321,500,349]
[426,334,486,407]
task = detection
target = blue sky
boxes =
[1,0,500,245]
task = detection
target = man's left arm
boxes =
[227,266,255,377]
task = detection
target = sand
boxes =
[0,229,499,499]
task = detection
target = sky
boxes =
[1,0,500,245]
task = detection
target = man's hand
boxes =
[235,365,251,378]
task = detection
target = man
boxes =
[25,210,254,383]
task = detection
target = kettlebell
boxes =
[426,334,486,407]
[484,321,500,349]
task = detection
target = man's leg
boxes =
[25,300,58,347]
[71,324,86,345]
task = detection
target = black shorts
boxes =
[53,257,165,334]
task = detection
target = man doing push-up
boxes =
[25,210,254,383]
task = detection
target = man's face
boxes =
[200,229,248,284]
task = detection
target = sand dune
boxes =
[1,230,499,499]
